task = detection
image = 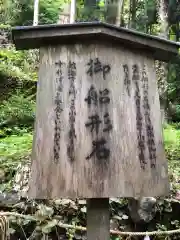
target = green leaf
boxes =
[80,206,86,213]
[41,219,58,234]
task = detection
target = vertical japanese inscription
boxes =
[85,58,112,163]
[123,64,131,96]
[54,60,64,163]
[132,64,146,169]
[67,61,77,162]
[142,66,156,168]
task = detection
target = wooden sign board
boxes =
[12,23,180,199]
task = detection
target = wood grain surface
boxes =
[28,42,169,198]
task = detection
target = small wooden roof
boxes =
[12,22,180,62]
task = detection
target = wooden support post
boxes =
[87,198,110,240]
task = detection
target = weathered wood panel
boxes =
[28,42,169,199]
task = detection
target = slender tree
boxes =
[129,0,137,28]
[33,0,39,25]
[83,0,97,21]
[70,0,76,23]
[157,0,169,123]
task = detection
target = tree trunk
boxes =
[128,0,137,28]
[83,0,97,21]
[33,0,39,26]
[106,0,124,25]
[157,0,169,124]
[159,0,169,38]
[70,0,76,23]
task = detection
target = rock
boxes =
[12,161,31,197]
[128,197,157,223]
[0,191,20,207]
[0,28,10,45]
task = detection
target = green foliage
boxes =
[1,194,180,239]
[0,46,36,136]
[163,124,180,193]
[0,24,11,30]
[13,0,62,26]
[3,198,130,239]
[0,92,35,133]
[168,0,179,25]
[163,124,180,147]
[1,0,63,26]
[39,0,63,24]
[0,0,11,24]
[0,46,38,81]
[146,0,157,25]
[0,132,32,164]
[0,132,32,191]
[163,123,180,161]
[135,0,158,33]
[0,45,37,133]
[167,56,180,122]
[171,105,180,122]
[76,0,105,21]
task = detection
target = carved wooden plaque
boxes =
[28,43,169,199]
